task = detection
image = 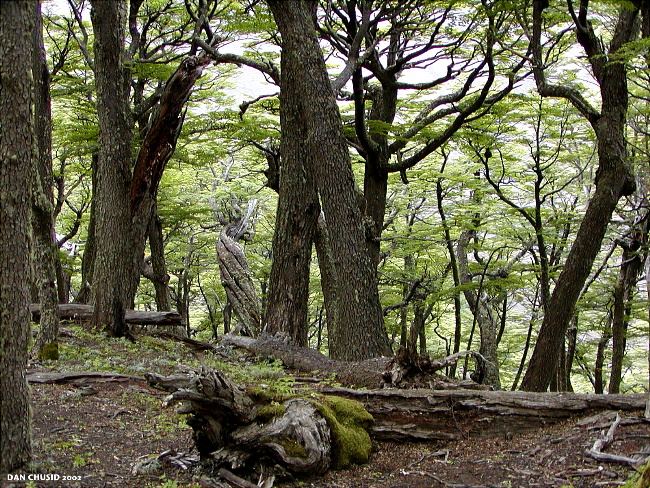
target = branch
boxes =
[194,38,280,85]
[531,0,600,124]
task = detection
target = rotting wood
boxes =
[27,371,146,384]
[30,303,182,326]
[145,368,373,479]
[221,333,489,390]
[320,386,648,442]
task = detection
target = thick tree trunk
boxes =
[267,0,391,360]
[30,1,59,360]
[0,0,35,471]
[89,0,134,338]
[521,6,638,391]
[262,3,322,347]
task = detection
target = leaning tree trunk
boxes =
[267,0,392,360]
[128,54,211,307]
[89,0,134,338]
[0,0,35,472]
[30,1,59,360]
[521,4,638,391]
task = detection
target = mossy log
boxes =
[322,386,649,442]
[145,369,373,478]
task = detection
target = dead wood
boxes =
[27,371,145,384]
[220,333,488,390]
[321,386,648,442]
[30,303,182,326]
[145,368,353,477]
[586,413,649,465]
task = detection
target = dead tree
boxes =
[214,199,261,336]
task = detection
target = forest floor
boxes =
[3,326,649,488]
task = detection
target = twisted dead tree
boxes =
[215,199,261,336]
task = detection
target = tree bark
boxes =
[267,0,391,360]
[521,4,638,391]
[89,0,134,338]
[456,230,501,388]
[609,221,648,393]
[217,223,261,337]
[146,204,172,311]
[261,3,322,347]
[0,0,35,471]
[128,54,211,307]
[30,1,59,360]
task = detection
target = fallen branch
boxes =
[221,333,489,390]
[586,413,648,465]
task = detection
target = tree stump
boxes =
[145,368,373,478]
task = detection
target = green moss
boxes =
[255,403,286,423]
[623,459,650,488]
[37,341,59,360]
[263,435,308,459]
[312,395,374,470]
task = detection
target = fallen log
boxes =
[221,333,488,390]
[30,303,182,326]
[320,386,648,442]
[27,371,145,384]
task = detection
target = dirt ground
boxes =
[0,377,644,488]
[2,328,649,488]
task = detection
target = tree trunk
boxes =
[75,154,97,304]
[437,170,463,378]
[217,225,261,337]
[267,0,391,360]
[145,368,374,477]
[0,0,35,471]
[128,54,211,307]
[30,1,59,360]
[456,230,501,388]
[146,204,172,311]
[521,5,638,391]
[89,0,134,338]
[609,231,647,393]
[314,212,341,350]
[261,2,322,347]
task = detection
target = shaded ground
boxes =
[2,327,649,488]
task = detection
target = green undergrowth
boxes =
[622,459,650,488]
